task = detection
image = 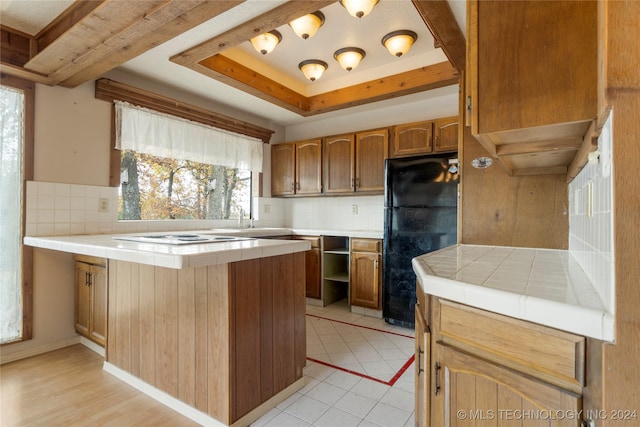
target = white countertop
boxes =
[413,244,614,342]
[23,227,383,269]
[24,231,310,269]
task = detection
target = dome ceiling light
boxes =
[288,11,325,40]
[334,47,366,72]
[340,0,379,19]
[250,30,282,55]
[381,30,418,57]
[299,60,328,81]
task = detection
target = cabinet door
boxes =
[355,129,388,193]
[75,261,92,337]
[431,343,582,427]
[433,117,458,152]
[391,121,433,158]
[295,139,322,194]
[324,134,354,194]
[415,306,430,427]
[271,143,295,196]
[467,0,596,137]
[292,236,322,299]
[349,241,382,309]
[90,264,108,346]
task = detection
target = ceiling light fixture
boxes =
[250,30,282,55]
[288,11,325,39]
[381,30,418,57]
[334,47,366,72]
[298,60,328,81]
[340,0,379,19]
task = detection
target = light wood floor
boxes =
[0,344,199,426]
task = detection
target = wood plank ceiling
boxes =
[0,0,465,116]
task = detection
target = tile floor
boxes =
[251,300,416,427]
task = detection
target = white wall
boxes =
[3,73,285,362]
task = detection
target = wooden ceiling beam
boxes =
[171,1,335,65]
[412,0,466,71]
[1,0,242,87]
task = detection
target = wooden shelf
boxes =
[324,249,349,255]
[324,273,349,283]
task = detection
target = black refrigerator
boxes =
[383,153,459,328]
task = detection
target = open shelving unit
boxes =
[322,236,350,306]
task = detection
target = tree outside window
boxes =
[119,151,251,221]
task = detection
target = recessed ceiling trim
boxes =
[197,54,458,116]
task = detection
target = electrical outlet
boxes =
[98,198,109,213]
[264,204,271,214]
[352,204,358,215]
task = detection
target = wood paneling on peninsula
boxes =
[107,253,305,425]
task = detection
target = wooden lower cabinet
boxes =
[419,294,586,427]
[74,255,107,347]
[292,235,322,299]
[415,305,430,427]
[349,238,382,309]
[431,343,581,427]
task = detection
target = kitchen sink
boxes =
[113,234,254,245]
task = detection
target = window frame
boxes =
[0,74,34,345]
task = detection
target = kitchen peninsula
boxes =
[24,232,311,427]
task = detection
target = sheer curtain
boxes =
[0,85,24,343]
[114,101,263,172]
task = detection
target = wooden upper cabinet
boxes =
[391,121,433,158]
[271,140,322,196]
[466,0,597,176]
[271,143,295,196]
[324,134,355,194]
[295,139,322,195]
[433,116,458,153]
[355,128,388,193]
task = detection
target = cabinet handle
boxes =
[85,272,90,286]
[417,346,424,375]
[434,362,441,395]
[355,178,360,190]
[466,95,472,112]
[434,135,439,148]
[88,273,92,286]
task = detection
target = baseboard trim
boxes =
[103,362,304,427]
[79,336,105,357]
[0,336,81,365]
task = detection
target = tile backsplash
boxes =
[25,182,287,236]
[25,180,384,237]
[568,112,615,314]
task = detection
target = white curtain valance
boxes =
[115,101,263,172]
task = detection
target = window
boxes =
[114,101,262,221]
[119,151,251,220]
[1,77,33,345]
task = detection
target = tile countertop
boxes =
[412,244,614,342]
[23,232,311,270]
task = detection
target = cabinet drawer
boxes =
[434,299,585,392]
[351,238,381,253]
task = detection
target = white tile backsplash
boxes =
[284,195,384,232]
[568,112,615,315]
